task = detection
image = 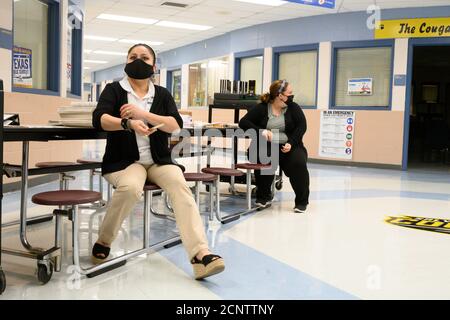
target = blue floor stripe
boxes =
[275,189,450,202]
[159,230,357,300]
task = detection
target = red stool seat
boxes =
[32,190,102,206]
[143,184,162,191]
[35,161,78,168]
[184,172,216,182]
[202,167,244,177]
[235,163,271,170]
[76,159,102,164]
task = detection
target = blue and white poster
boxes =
[13,46,33,88]
[348,78,373,96]
[319,111,356,160]
[286,0,335,9]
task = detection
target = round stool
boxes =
[76,158,106,197]
[35,162,78,191]
[184,172,217,221]
[236,163,273,204]
[31,190,102,281]
[201,167,244,223]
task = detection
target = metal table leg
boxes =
[2,141,61,284]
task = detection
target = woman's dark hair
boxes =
[260,79,289,104]
[127,43,156,64]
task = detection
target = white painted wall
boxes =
[0,0,13,30]
[0,0,12,92]
[263,47,273,93]
[0,49,12,91]
[317,42,332,110]
[228,52,234,82]
[181,64,189,109]
[391,38,409,112]
[159,68,167,88]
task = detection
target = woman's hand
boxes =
[129,120,157,136]
[262,130,273,142]
[120,104,147,120]
[281,143,292,153]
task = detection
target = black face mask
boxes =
[124,59,154,80]
[285,95,294,105]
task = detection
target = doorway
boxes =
[407,45,450,171]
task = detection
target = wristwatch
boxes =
[121,118,133,132]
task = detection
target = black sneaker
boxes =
[255,199,272,209]
[294,205,307,213]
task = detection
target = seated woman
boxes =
[92,43,224,280]
[239,80,310,213]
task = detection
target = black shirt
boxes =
[239,102,307,148]
[92,81,183,175]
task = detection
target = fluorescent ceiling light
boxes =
[93,50,127,56]
[84,67,91,70]
[84,35,117,42]
[118,39,164,46]
[232,0,287,6]
[84,60,108,64]
[97,13,158,25]
[84,49,92,54]
[156,21,212,31]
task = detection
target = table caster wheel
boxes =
[275,180,283,190]
[0,269,6,294]
[37,263,53,284]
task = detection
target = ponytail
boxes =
[260,79,289,104]
[260,92,271,104]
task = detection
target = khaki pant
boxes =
[98,163,209,260]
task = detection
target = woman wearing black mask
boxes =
[92,44,225,280]
[239,79,310,213]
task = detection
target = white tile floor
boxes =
[1,142,450,299]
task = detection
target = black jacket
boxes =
[239,102,307,149]
[92,81,183,175]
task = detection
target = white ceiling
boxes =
[83,0,450,71]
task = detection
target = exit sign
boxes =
[286,0,335,9]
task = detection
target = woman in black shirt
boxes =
[239,80,310,213]
[92,44,224,280]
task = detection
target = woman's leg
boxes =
[97,163,147,246]
[280,147,310,207]
[254,169,275,201]
[147,164,209,260]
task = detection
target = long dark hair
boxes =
[260,79,288,104]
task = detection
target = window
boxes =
[278,50,317,107]
[188,56,229,107]
[13,0,60,94]
[207,57,229,105]
[188,62,207,107]
[171,70,182,108]
[334,45,392,108]
[239,56,263,95]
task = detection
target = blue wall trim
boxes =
[68,0,83,97]
[13,87,60,96]
[402,37,450,170]
[272,43,319,109]
[157,6,450,69]
[234,49,264,59]
[0,28,12,50]
[329,39,395,111]
[93,6,450,88]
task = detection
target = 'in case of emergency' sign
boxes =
[13,46,33,88]
[319,111,356,160]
